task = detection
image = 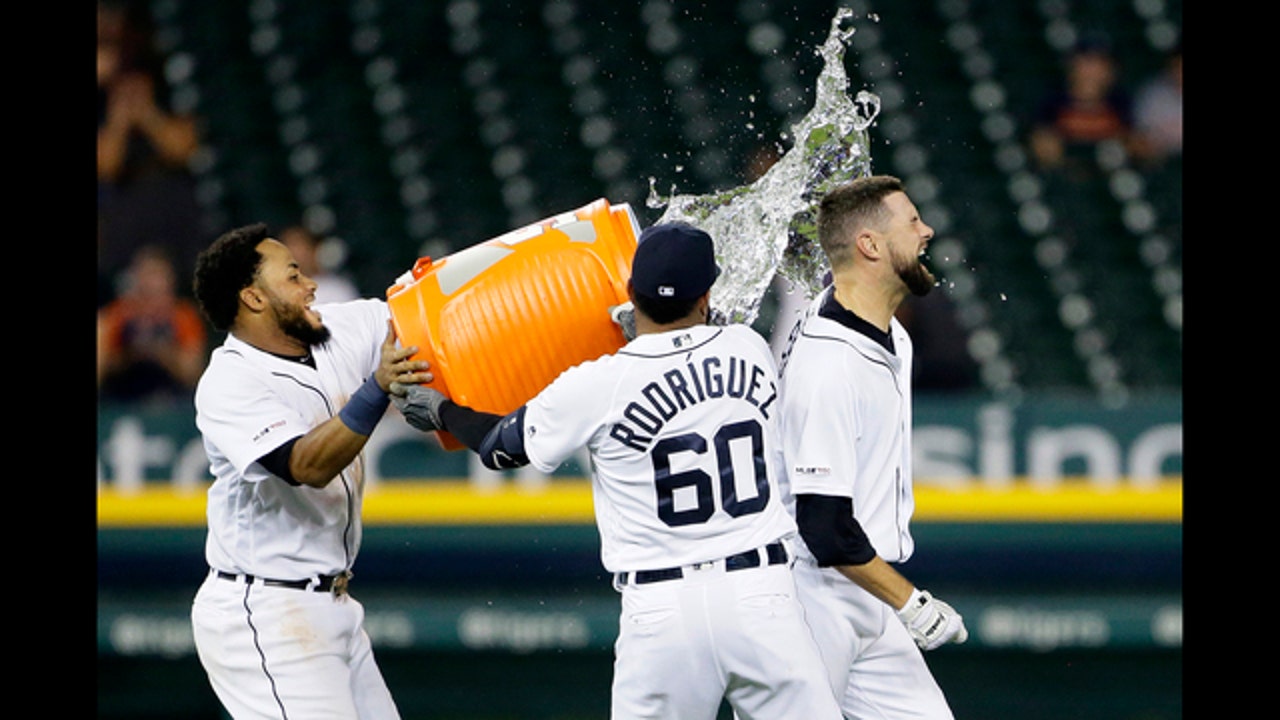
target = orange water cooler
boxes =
[386,198,640,449]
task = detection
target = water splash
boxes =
[648,7,880,325]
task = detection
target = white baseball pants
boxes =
[191,570,401,720]
[611,556,843,719]
[791,558,955,719]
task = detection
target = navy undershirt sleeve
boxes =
[438,400,503,452]
[795,493,878,566]
[257,437,302,486]
[437,400,529,471]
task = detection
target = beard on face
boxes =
[895,251,936,297]
[271,295,331,346]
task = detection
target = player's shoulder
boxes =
[718,323,777,360]
[199,333,271,380]
[622,323,762,355]
[780,314,858,383]
[196,341,263,408]
[527,351,622,412]
[556,349,620,382]
[789,312,857,355]
[203,334,255,369]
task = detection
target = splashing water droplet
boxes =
[650,7,880,325]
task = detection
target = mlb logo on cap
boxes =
[630,222,720,300]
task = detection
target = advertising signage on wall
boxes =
[97,393,1181,492]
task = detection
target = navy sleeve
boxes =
[437,400,530,471]
[477,406,530,470]
[795,493,878,566]
[438,400,503,452]
[257,436,301,486]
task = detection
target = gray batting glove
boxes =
[896,589,968,650]
[389,382,447,433]
[609,302,637,341]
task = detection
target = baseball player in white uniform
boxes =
[778,176,967,719]
[188,223,431,720]
[392,222,842,719]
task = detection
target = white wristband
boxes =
[898,587,927,616]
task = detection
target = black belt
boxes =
[617,541,789,586]
[214,569,348,594]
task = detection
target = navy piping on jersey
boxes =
[243,367,357,574]
[241,582,291,719]
[277,371,355,570]
[818,289,895,354]
[265,348,317,369]
[794,288,909,561]
[798,289,903,388]
[795,323,899,386]
[616,327,723,358]
[223,347,315,369]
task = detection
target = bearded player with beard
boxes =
[777,176,969,719]
[188,222,430,719]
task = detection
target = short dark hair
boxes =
[817,175,906,270]
[192,223,271,331]
[631,287,701,325]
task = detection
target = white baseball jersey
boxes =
[778,287,956,720]
[191,298,401,720]
[520,323,797,573]
[194,298,390,580]
[778,286,916,564]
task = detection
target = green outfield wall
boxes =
[97,393,1182,489]
[97,392,1181,718]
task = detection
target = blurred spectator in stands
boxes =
[1130,41,1182,167]
[98,245,209,406]
[97,0,206,307]
[279,225,361,304]
[894,293,979,393]
[1027,37,1134,176]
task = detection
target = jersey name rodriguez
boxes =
[608,349,779,453]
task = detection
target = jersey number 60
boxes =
[651,419,770,527]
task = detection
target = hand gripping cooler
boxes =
[386,198,640,450]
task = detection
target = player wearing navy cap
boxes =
[393,221,842,719]
[188,223,431,720]
[779,176,966,719]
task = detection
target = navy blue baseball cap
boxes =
[630,222,720,300]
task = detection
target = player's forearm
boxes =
[287,417,370,487]
[441,401,530,471]
[438,400,503,453]
[834,556,915,610]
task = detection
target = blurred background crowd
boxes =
[97,0,1181,411]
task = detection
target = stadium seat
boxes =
[156,0,1178,394]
